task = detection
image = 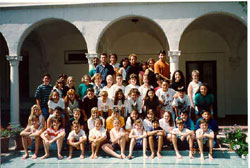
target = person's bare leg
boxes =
[57,138,64,160]
[41,140,50,159]
[90,142,95,159]
[197,138,204,161]
[102,143,121,158]
[21,136,31,159]
[188,136,194,159]
[32,136,40,159]
[172,134,182,159]
[157,136,163,159]
[67,145,73,159]
[94,140,103,159]
[79,140,85,159]
[120,137,126,159]
[148,136,155,159]
[127,138,136,159]
[143,137,148,159]
[208,138,214,160]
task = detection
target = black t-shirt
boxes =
[81,96,98,118]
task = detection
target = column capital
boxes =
[6,55,23,62]
[85,53,98,71]
[85,53,98,59]
[168,50,181,57]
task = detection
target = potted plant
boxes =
[222,124,248,159]
[0,126,11,153]
[9,125,24,150]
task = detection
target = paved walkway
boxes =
[1,150,248,168]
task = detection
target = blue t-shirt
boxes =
[184,118,195,131]
[194,93,214,112]
[89,68,96,77]
[78,83,93,100]
[96,63,114,86]
[196,117,219,133]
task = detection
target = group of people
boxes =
[20,51,219,161]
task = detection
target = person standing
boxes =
[125,54,141,84]
[96,53,115,87]
[154,50,170,80]
[34,73,53,120]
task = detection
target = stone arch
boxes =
[96,15,169,62]
[179,12,247,118]
[18,18,89,98]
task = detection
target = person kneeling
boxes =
[40,118,65,160]
[148,118,164,159]
[67,120,87,159]
[196,119,214,160]
[171,119,194,159]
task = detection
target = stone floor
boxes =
[1,149,248,168]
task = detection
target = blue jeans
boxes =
[42,107,49,120]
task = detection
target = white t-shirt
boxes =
[124,84,139,97]
[159,118,173,133]
[89,127,106,138]
[156,88,176,113]
[48,98,65,110]
[126,97,142,114]
[101,86,113,99]
[172,94,191,114]
[87,116,105,130]
[125,117,142,130]
[171,127,190,139]
[143,118,153,131]
[138,85,153,100]
[196,128,214,144]
[188,81,201,103]
[98,97,113,113]
[110,84,125,99]
[67,129,87,141]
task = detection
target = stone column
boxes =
[85,53,98,71]
[6,55,22,127]
[168,51,181,77]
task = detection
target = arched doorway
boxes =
[97,16,169,62]
[19,18,88,99]
[0,33,10,118]
[179,13,247,119]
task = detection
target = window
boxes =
[64,50,88,64]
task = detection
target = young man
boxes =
[125,54,141,83]
[147,118,164,159]
[96,53,115,86]
[196,119,214,160]
[34,73,53,120]
[171,119,194,159]
[89,57,100,80]
[154,50,170,80]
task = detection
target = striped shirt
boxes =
[34,84,53,108]
[46,128,65,140]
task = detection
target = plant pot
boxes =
[14,136,23,150]
[1,137,10,153]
